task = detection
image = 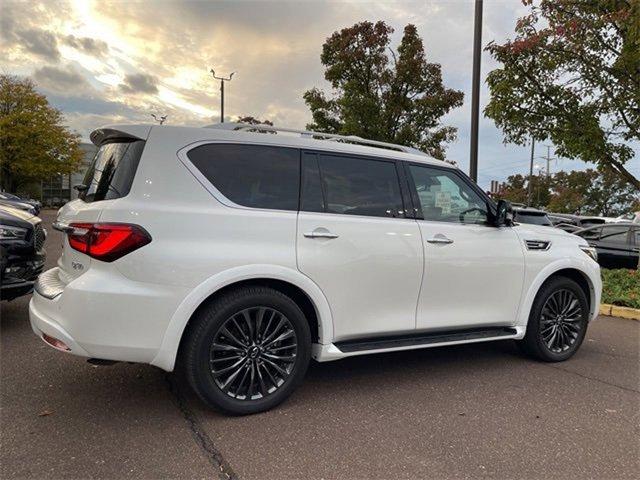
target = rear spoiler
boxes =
[90,125,152,146]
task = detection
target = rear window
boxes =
[515,211,552,226]
[187,144,300,211]
[80,140,145,202]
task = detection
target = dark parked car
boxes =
[0,204,46,300]
[0,192,41,214]
[513,207,553,226]
[575,223,639,270]
[548,213,609,230]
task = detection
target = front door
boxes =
[404,163,525,331]
[296,152,423,341]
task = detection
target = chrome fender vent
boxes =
[525,239,551,251]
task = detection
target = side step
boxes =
[334,327,518,353]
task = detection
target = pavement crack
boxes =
[541,364,639,394]
[165,373,239,480]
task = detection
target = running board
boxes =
[334,327,518,353]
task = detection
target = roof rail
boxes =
[204,122,427,156]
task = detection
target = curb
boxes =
[599,304,640,321]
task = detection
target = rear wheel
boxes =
[182,287,311,415]
[518,276,589,362]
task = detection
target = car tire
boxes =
[181,286,311,415]
[517,276,589,362]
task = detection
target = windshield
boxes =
[80,140,145,202]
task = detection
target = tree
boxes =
[0,75,82,192]
[236,115,275,134]
[499,173,552,207]
[499,168,638,215]
[485,1,640,189]
[579,167,639,216]
[498,174,528,204]
[236,115,273,127]
[304,21,464,159]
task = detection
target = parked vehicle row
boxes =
[0,204,46,301]
[28,123,601,414]
[574,223,639,270]
[0,191,41,215]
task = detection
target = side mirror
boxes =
[494,199,513,227]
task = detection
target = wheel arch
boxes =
[518,260,601,328]
[150,265,333,371]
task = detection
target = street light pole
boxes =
[469,0,483,183]
[210,69,235,123]
[527,138,535,207]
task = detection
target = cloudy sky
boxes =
[2,0,637,188]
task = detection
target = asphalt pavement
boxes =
[1,211,638,479]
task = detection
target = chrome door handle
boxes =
[304,229,339,239]
[427,235,453,245]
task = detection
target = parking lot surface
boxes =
[1,211,639,479]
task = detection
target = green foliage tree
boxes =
[485,0,640,190]
[499,173,553,208]
[499,168,638,215]
[304,21,464,160]
[0,75,83,192]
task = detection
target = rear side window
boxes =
[187,144,300,211]
[314,154,404,218]
[81,140,145,202]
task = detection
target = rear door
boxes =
[56,138,146,283]
[296,152,423,341]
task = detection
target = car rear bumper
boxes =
[29,267,189,366]
[29,297,91,356]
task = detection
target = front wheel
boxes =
[181,286,311,415]
[517,276,589,362]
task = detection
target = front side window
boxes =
[315,154,404,218]
[599,226,629,244]
[81,140,145,202]
[187,144,300,211]
[407,165,488,224]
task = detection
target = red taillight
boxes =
[68,223,151,262]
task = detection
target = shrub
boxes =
[601,269,640,309]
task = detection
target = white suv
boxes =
[30,123,602,414]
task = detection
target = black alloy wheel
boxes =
[182,286,311,415]
[210,306,298,400]
[518,276,589,362]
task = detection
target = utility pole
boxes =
[210,69,235,123]
[527,138,535,207]
[543,145,555,178]
[469,0,483,183]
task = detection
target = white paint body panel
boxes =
[297,212,423,341]
[29,123,602,370]
[415,222,525,330]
